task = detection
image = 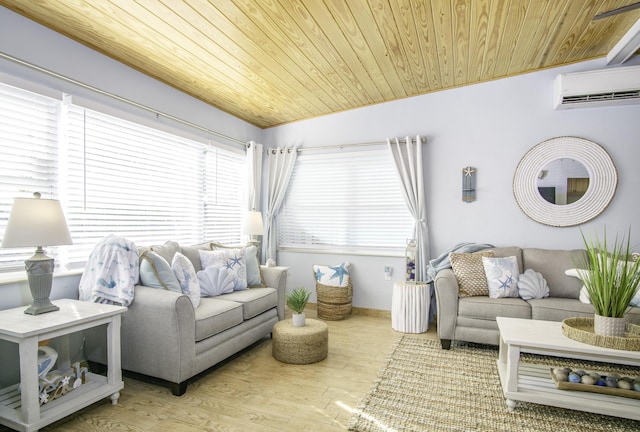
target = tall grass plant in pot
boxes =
[580,228,640,337]
[287,287,312,327]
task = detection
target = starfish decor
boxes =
[329,263,349,286]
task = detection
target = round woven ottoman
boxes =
[272,318,328,364]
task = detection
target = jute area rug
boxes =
[348,337,640,432]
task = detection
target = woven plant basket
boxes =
[316,280,353,321]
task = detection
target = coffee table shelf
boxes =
[496,317,640,421]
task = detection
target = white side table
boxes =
[0,299,126,432]
[391,281,430,333]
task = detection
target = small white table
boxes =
[0,299,126,432]
[496,316,640,420]
[391,281,430,333]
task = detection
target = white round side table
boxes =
[391,281,430,333]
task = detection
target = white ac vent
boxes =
[553,65,640,109]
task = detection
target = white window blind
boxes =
[278,147,414,254]
[0,80,247,273]
[64,105,246,268]
[0,82,60,271]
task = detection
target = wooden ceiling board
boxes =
[1,0,639,128]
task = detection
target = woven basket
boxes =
[316,280,353,321]
[562,317,640,351]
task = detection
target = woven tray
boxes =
[562,317,640,351]
[550,368,640,400]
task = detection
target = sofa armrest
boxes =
[434,269,460,343]
[261,266,288,320]
[120,285,195,384]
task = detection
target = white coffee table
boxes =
[496,316,640,420]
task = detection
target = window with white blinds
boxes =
[278,148,414,255]
[0,81,246,273]
[0,83,60,271]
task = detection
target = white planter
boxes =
[292,312,306,327]
[593,313,627,337]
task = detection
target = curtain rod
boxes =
[0,51,248,147]
[296,136,425,152]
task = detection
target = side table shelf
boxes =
[0,299,126,432]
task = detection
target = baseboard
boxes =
[305,302,391,319]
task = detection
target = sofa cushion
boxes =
[482,256,519,298]
[458,296,531,320]
[139,250,182,292]
[215,287,278,319]
[180,242,213,272]
[199,249,248,291]
[148,240,181,265]
[484,247,523,273]
[211,242,265,287]
[523,248,586,299]
[527,297,595,321]
[194,298,244,342]
[171,252,201,308]
[450,251,494,297]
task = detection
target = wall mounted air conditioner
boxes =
[553,65,640,109]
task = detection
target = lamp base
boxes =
[24,248,59,315]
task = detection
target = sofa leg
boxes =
[171,381,188,396]
[440,339,452,350]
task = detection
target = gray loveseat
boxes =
[85,241,287,395]
[434,246,640,349]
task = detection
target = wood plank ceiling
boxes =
[1,1,639,128]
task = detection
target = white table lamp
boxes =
[1,192,73,315]
[242,210,264,259]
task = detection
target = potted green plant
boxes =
[287,287,312,327]
[580,228,640,337]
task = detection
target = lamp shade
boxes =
[241,210,264,236]
[2,195,72,248]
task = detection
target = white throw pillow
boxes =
[564,268,592,304]
[482,256,519,298]
[171,252,201,308]
[517,269,549,300]
[197,266,236,297]
[199,248,248,290]
[313,262,351,287]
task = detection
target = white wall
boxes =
[264,59,640,312]
[0,7,262,310]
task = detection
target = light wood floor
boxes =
[6,309,438,432]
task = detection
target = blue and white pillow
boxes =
[482,256,519,298]
[171,252,200,307]
[199,248,248,291]
[313,262,351,287]
[140,250,182,292]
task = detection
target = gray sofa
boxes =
[434,246,640,349]
[85,241,287,396]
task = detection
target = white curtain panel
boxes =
[246,141,263,210]
[387,135,430,281]
[264,146,298,262]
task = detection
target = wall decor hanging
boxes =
[462,166,476,202]
[512,136,617,227]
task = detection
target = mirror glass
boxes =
[536,158,590,205]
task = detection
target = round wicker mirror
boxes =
[513,137,617,227]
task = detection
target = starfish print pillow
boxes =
[482,256,519,298]
[199,248,248,291]
[313,262,351,287]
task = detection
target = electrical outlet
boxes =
[384,266,393,280]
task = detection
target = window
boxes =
[278,147,414,255]
[0,83,60,271]
[0,82,246,273]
